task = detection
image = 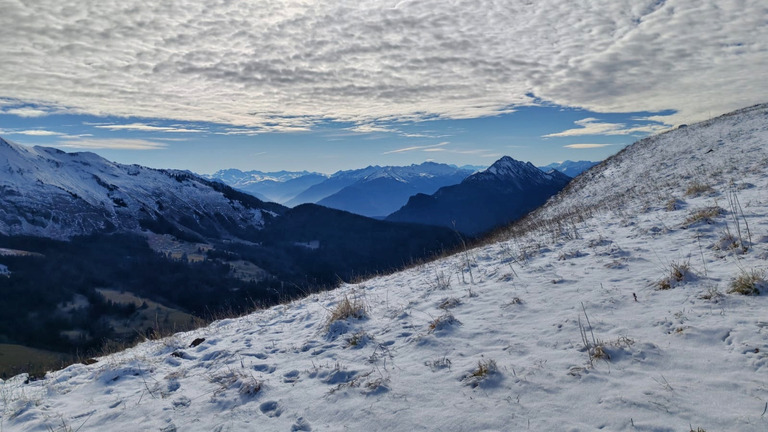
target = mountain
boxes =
[0,138,462,372]
[0,137,284,241]
[285,163,473,212]
[315,162,473,218]
[455,163,487,172]
[0,136,462,281]
[538,160,598,177]
[386,156,571,235]
[6,104,768,431]
[206,169,328,204]
[284,165,381,206]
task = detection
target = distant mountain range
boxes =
[538,160,598,177]
[205,169,328,203]
[0,136,459,279]
[387,156,572,235]
[314,163,473,218]
[208,160,596,219]
[0,135,464,361]
[210,163,475,218]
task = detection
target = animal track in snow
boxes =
[252,364,277,374]
[259,401,282,417]
[283,370,300,383]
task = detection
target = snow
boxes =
[3,104,768,431]
[207,169,327,186]
[0,138,270,239]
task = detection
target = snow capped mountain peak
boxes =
[357,162,470,183]
[0,138,278,240]
[484,155,536,177]
[466,155,562,189]
[208,168,324,184]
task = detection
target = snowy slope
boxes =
[0,138,280,240]
[3,104,768,431]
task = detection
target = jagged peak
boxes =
[471,156,542,181]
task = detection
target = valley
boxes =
[0,138,484,377]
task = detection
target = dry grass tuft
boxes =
[728,269,766,295]
[666,198,684,211]
[428,313,460,333]
[685,182,716,197]
[428,269,452,291]
[462,359,498,387]
[438,297,462,310]
[469,359,497,378]
[327,295,367,327]
[346,331,370,347]
[657,261,692,290]
[684,206,723,226]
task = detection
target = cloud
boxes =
[3,107,51,118]
[0,1,765,128]
[4,129,64,136]
[382,142,449,154]
[56,138,168,150]
[348,124,401,134]
[544,118,669,137]
[94,123,205,133]
[563,143,614,149]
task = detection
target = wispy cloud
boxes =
[0,1,765,128]
[563,143,614,149]
[2,129,64,136]
[544,118,668,137]
[3,107,51,118]
[382,142,450,154]
[215,128,261,136]
[57,138,168,150]
[348,124,400,134]
[94,123,205,133]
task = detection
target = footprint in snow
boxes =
[199,350,229,362]
[259,401,282,418]
[252,364,277,374]
[166,379,181,393]
[283,370,300,383]
[241,352,268,359]
[300,341,320,352]
[172,396,191,409]
[291,417,312,431]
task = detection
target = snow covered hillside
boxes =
[3,104,768,431]
[0,138,280,240]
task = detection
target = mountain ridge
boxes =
[387,155,571,235]
[315,162,473,217]
[0,137,283,241]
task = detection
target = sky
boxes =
[0,0,766,175]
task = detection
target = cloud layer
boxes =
[545,118,668,137]
[57,138,168,150]
[1,0,765,129]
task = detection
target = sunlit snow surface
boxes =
[3,104,768,431]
